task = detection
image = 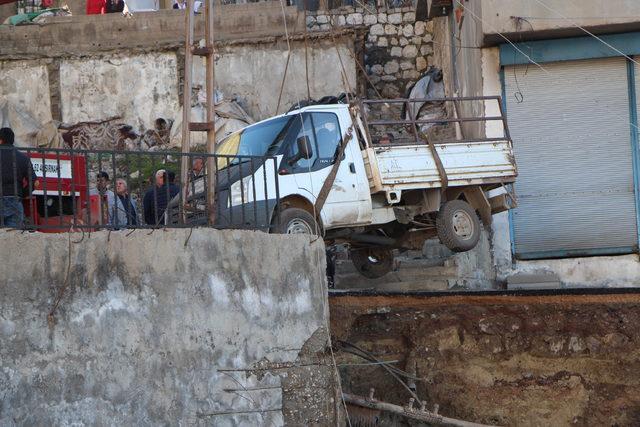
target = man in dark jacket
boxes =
[0,128,36,228]
[143,169,179,226]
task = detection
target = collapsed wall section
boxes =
[0,229,337,425]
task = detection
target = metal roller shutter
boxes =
[504,57,637,258]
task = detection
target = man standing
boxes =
[0,127,36,228]
[111,179,138,227]
[90,171,116,225]
[143,169,179,226]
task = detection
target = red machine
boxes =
[22,152,93,232]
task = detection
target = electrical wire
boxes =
[277,3,353,426]
[531,0,640,69]
[452,0,550,75]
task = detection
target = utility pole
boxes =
[181,0,217,225]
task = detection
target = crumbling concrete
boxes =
[0,229,338,425]
[331,292,640,426]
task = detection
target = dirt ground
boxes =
[330,292,640,426]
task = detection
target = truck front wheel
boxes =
[350,247,394,279]
[272,207,320,236]
[436,199,481,252]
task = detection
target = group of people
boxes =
[92,169,180,228]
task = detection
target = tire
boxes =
[350,247,394,279]
[271,207,320,236]
[436,199,481,252]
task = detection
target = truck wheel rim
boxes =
[286,219,313,234]
[452,210,474,239]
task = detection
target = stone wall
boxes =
[307,6,435,100]
[0,229,339,425]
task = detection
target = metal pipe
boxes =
[343,393,497,427]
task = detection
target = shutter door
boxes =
[504,57,637,258]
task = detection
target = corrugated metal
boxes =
[504,57,637,257]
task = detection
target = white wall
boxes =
[60,53,180,131]
[0,61,52,124]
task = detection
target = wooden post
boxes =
[205,0,217,225]
[180,0,194,223]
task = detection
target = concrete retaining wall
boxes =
[0,229,337,425]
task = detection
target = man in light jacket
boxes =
[110,178,138,227]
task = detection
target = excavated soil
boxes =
[330,292,640,426]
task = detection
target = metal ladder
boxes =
[181,0,216,224]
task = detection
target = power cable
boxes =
[452,0,550,75]
[532,0,640,68]
[277,3,352,426]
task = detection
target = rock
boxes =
[316,15,329,24]
[381,75,397,82]
[390,47,403,57]
[400,61,413,70]
[370,23,384,36]
[390,37,399,46]
[402,69,420,80]
[384,24,397,35]
[319,23,330,31]
[426,20,434,33]
[402,24,414,37]
[436,327,461,351]
[369,75,381,84]
[415,21,426,36]
[336,15,346,26]
[346,13,363,25]
[568,336,585,353]
[586,336,601,353]
[377,13,387,24]
[363,14,377,25]
[370,64,384,75]
[422,33,433,43]
[412,36,422,45]
[416,56,427,71]
[420,44,434,56]
[403,11,416,22]
[367,33,377,44]
[384,60,399,74]
[382,83,400,97]
[603,332,629,348]
[402,44,418,58]
[399,37,408,46]
[388,12,402,24]
[377,37,388,47]
[306,16,316,26]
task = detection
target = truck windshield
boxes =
[216,116,291,168]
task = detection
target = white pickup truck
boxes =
[173,97,517,278]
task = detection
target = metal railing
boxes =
[361,96,511,145]
[0,146,281,232]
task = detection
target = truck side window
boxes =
[311,112,341,167]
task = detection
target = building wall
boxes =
[481,44,640,287]
[59,53,180,130]
[0,229,338,425]
[479,0,640,43]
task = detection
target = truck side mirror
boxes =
[288,136,314,166]
[297,136,313,159]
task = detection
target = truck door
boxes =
[282,112,361,228]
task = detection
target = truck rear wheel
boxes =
[272,208,320,236]
[436,199,481,252]
[350,247,394,279]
